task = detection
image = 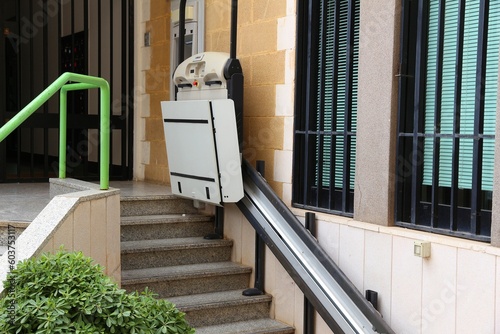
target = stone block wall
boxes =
[143,0,171,184]
[140,0,293,198]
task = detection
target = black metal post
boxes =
[205,206,224,240]
[127,0,135,180]
[243,160,266,296]
[229,0,238,60]
[178,0,187,66]
[224,0,244,151]
[365,290,378,311]
[303,211,316,334]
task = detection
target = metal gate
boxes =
[0,0,134,182]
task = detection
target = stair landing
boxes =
[0,183,51,223]
[110,180,174,198]
[0,180,171,256]
[0,180,174,221]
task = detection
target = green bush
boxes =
[0,250,195,334]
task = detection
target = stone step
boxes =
[168,289,272,328]
[121,237,233,270]
[194,318,296,334]
[121,214,214,241]
[120,195,199,217]
[121,262,252,298]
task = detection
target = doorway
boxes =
[0,0,134,182]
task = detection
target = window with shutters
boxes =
[396,0,500,241]
[293,0,359,216]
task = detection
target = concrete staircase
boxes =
[120,193,295,334]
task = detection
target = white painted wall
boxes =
[306,210,499,334]
[224,202,500,334]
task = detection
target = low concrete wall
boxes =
[0,179,121,293]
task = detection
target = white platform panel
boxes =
[161,99,243,205]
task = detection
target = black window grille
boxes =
[396,0,500,241]
[293,0,359,216]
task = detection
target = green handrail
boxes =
[0,72,110,190]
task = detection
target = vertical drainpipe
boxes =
[178,0,187,66]
[174,0,187,102]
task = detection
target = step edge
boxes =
[171,294,272,312]
[0,221,31,227]
[121,263,252,285]
[120,194,181,201]
[193,319,295,334]
[121,238,233,253]
[121,215,214,225]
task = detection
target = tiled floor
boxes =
[0,180,172,222]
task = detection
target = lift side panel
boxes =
[162,100,222,204]
[212,99,243,202]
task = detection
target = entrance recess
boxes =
[0,0,134,182]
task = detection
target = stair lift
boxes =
[161,1,394,333]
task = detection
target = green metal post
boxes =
[59,83,99,180]
[100,83,110,190]
[59,89,67,179]
[59,81,110,190]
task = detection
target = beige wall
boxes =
[204,0,290,197]
[40,193,121,284]
[141,0,291,195]
[133,0,150,181]
[140,0,172,184]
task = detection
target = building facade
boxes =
[137,1,500,331]
[2,0,500,332]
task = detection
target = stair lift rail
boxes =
[237,159,395,334]
[0,72,111,190]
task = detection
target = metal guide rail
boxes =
[236,159,395,334]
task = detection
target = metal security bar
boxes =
[293,0,359,216]
[396,0,499,241]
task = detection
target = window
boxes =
[293,0,359,216]
[396,0,500,241]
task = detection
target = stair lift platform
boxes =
[161,52,244,206]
